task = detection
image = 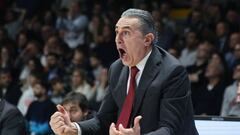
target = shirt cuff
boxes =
[74,122,82,135]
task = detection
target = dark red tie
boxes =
[116,66,139,128]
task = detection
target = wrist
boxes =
[69,122,78,135]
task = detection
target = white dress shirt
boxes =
[75,50,152,135]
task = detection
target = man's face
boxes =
[234,44,240,59]
[229,33,240,49]
[0,73,11,87]
[71,71,83,87]
[197,43,210,59]
[233,65,240,80]
[47,55,57,68]
[33,84,45,98]
[63,102,86,122]
[186,32,197,47]
[115,17,152,66]
[216,23,226,37]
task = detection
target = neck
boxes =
[135,46,152,66]
[38,95,47,102]
[208,77,220,86]
[196,58,205,66]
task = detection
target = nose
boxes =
[115,32,123,45]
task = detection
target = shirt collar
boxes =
[133,49,152,72]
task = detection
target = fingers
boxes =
[133,115,142,129]
[118,116,142,135]
[118,124,133,134]
[49,112,66,134]
[56,104,72,126]
[109,123,120,135]
[57,104,67,114]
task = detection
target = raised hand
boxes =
[109,116,142,135]
[49,105,78,135]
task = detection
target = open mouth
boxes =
[118,48,126,58]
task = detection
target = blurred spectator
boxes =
[17,71,42,116]
[61,91,95,122]
[14,40,41,69]
[90,68,108,111]
[185,9,206,36]
[42,10,56,26]
[206,3,223,31]
[215,21,229,53]
[44,53,64,81]
[49,77,67,105]
[225,32,240,71]
[187,41,214,91]
[88,15,105,47]
[16,30,29,54]
[92,24,118,67]
[193,53,227,115]
[89,53,103,80]
[0,27,11,45]
[0,45,15,70]
[65,48,89,77]
[221,62,240,117]
[71,68,94,100]
[155,20,175,50]
[40,25,55,43]
[0,68,22,105]
[167,47,180,59]
[3,8,26,40]
[26,80,56,135]
[179,30,199,66]
[225,9,240,33]
[0,98,28,135]
[19,57,43,84]
[56,1,88,49]
[160,2,176,33]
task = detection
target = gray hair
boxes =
[121,8,157,45]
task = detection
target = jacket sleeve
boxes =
[145,66,194,135]
[1,109,28,135]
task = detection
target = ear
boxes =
[144,33,154,46]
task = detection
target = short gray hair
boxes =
[121,8,157,45]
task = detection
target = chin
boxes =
[121,60,131,66]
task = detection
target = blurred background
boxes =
[1,0,240,134]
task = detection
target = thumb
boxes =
[133,116,142,129]
[57,104,67,114]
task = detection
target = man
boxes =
[26,81,56,135]
[179,29,199,67]
[62,92,95,122]
[0,68,22,106]
[50,9,198,135]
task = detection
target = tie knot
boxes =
[130,66,139,78]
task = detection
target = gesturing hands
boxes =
[109,116,142,135]
[49,105,78,135]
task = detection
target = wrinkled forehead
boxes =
[115,17,141,30]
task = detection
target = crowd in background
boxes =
[1,0,240,134]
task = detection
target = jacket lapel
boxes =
[112,66,129,109]
[132,46,162,118]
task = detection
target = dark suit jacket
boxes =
[78,46,198,135]
[0,99,27,135]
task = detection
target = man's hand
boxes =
[49,105,78,135]
[109,123,120,135]
[109,116,142,135]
